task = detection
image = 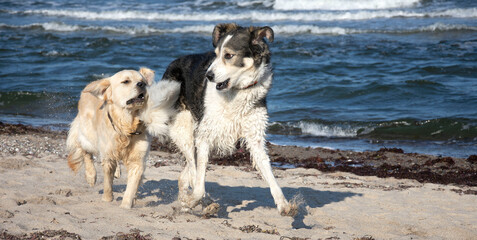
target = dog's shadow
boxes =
[108,179,362,229]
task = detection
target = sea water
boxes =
[1,0,476,157]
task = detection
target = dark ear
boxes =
[251,26,274,44]
[212,23,239,47]
[139,67,155,85]
[83,78,111,100]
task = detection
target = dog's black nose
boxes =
[137,81,146,88]
[206,72,214,82]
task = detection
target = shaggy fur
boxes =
[161,23,297,216]
[67,68,179,209]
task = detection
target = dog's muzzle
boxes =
[206,72,214,82]
[206,71,229,90]
[126,93,145,105]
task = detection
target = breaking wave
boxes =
[269,119,477,141]
[9,8,477,22]
[273,0,422,11]
[2,22,475,36]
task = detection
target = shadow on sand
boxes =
[105,179,362,229]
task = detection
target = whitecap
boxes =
[273,0,421,11]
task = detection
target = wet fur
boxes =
[162,23,296,216]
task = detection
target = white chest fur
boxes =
[198,75,271,156]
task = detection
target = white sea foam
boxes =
[297,122,359,137]
[0,22,215,35]
[41,22,80,32]
[2,22,475,36]
[273,0,421,11]
[272,23,477,35]
[417,22,477,32]
[14,8,477,22]
[271,25,364,35]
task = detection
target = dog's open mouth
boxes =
[216,79,230,90]
[126,93,145,105]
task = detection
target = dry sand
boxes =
[0,125,476,239]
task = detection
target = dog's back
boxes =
[162,51,215,121]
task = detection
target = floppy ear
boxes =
[83,78,111,100]
[212,23,239,47]
[139,67,155,85]
[251,26,274,44]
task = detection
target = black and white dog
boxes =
[163,23,296,216]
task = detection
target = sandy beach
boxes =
[0,123,476,240]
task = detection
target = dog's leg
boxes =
[120,159,145,209]
[170,110,197,210]
[189,138,209,208]
[114,162,121,179]
[177,145,196,204]
[84,153,96,187]
[101,158,117,202]
[119,139,148,209]
[246,137,296,216]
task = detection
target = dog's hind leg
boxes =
[190,137,209,207]
[67,117,97,186]
[66,118,85,173]
[84,153,96,187]
[170,110,197,210]
[101,158,117,202]
[67,136,97,187]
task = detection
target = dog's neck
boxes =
[219,67,272,101]
[107,105,144,136]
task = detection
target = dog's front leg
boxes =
[120,159,145,209]
[101,158,117,202]
[120,141,147,209]
[247,139,297,216]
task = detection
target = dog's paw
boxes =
[280,203,299,217]
[279,195,304,217]
[180,207,192,213]
[85,174,96,187]
[199,194,214,207]
[120,202,132,209]
[179,192,200,210]
[85,168,96,187]
[102,194,113,202]
[202,202,220,218]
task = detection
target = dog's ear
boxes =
[212,23,239,47]
[250,26,274,44]
[83,78,112,100]
[139,67,155,85]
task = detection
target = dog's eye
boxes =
[224,53,235,60]
[122,80,130,84]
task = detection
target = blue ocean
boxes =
[1,0,476,158]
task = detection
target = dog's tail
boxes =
[66,117,84,173]
[141,79,181,141]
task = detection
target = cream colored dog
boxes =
[67,67,179,209]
